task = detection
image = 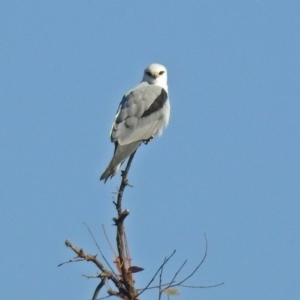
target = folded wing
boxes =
[100,83,170,182]
[111,83,169,144]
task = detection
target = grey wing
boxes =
[111,84,170,145]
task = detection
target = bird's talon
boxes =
[144,135,154,145]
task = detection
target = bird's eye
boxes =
[146,71,152,76]
[158,71,165,75]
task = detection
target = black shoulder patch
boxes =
[141,89,168,118]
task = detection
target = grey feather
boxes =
[100,141,142,182]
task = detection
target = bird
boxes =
[100,63,170,182]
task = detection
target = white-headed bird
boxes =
[100,63,170,182]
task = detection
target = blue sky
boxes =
[1,1,300,299]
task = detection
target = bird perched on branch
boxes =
[100,63,170,182]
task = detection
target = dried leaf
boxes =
[128,266,144,273]
[163,288,180,296]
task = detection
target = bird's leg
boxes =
[143,135,154,145]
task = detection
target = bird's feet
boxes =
[143,135,154,145]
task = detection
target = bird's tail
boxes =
[100,141,142,182]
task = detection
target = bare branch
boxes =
[137,250,176,297]
[64,146,223,299]
[113,151,138,299]
[92,278,106,300]
[64,152,140,300]
[116,151,136,210]
[64,239,122,291]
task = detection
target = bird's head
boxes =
[142,63,168,88]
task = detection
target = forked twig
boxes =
[137,250,176,297]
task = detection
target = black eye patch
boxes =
[146,71,152,76]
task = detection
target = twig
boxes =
[64,240,122,291]
[102,224,118,257]
[180,282,225,288]
[172,234,208,287]
[98,295,113,300]
[92,278,106,300]
[162,259,187,291]
[138,234,223,294]
[84,222,117,277]
[158,258,166,300]
[137,250,176,297]
[57,259,85,267]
